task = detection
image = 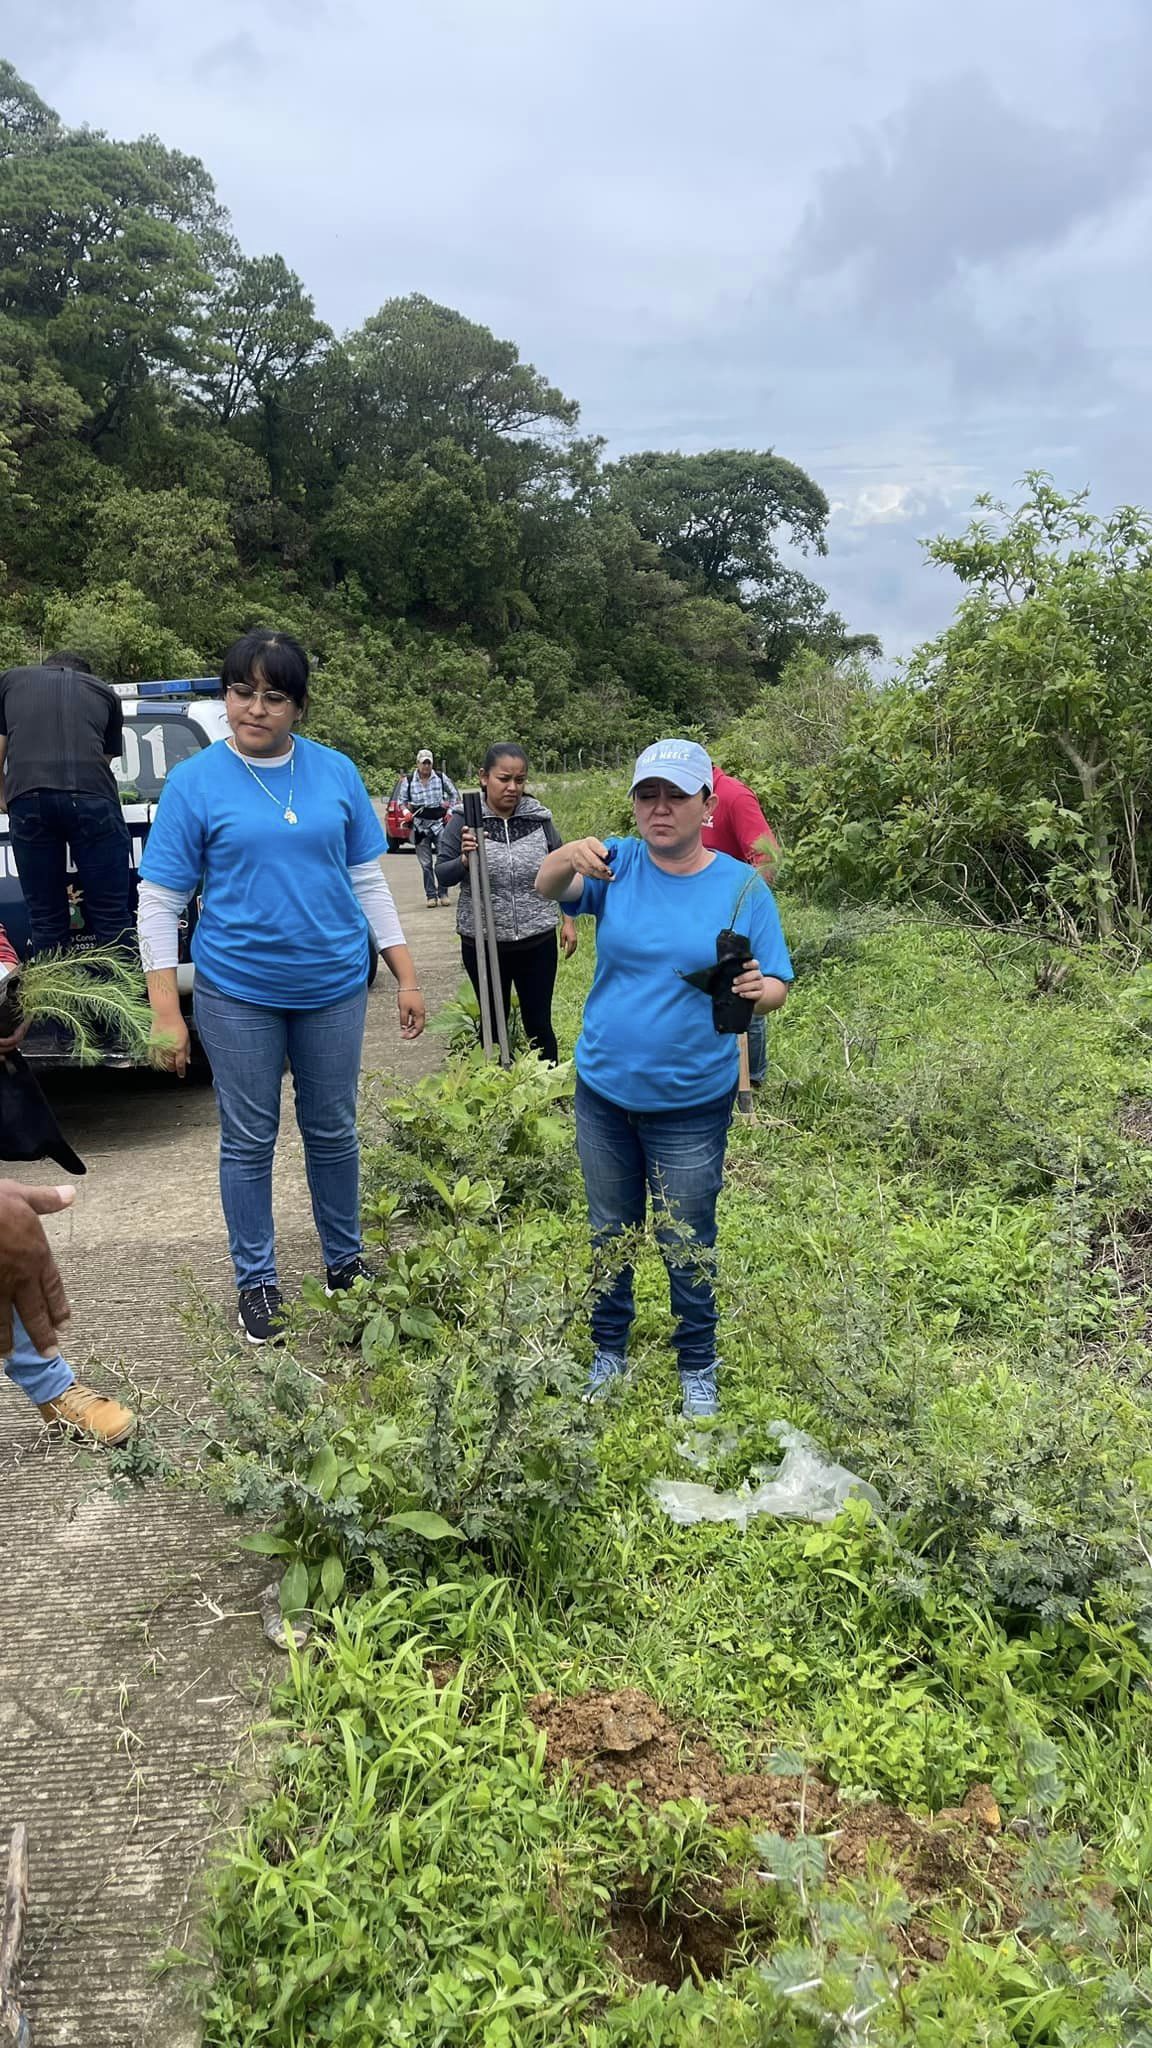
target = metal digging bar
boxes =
[462,792,494,1058]
[0,1825,30,2048]
[462,794,511,1066]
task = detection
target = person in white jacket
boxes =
[137,630,425,1346]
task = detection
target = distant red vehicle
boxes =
[385,778,415,853]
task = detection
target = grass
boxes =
[181,893,1152,2045]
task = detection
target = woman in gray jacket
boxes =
[437,744,576,1063]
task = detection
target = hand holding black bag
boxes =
[679,926,757,1036]
[0,966,86,1174]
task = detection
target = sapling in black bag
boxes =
[679,926,756,1036]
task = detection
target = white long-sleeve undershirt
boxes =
[137,864,407,972]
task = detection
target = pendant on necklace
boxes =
[283,807,298,825]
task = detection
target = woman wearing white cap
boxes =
[535,738,793,1418]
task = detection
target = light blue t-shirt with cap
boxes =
[569,836,793,1111]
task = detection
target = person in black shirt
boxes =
[0,652,133,953]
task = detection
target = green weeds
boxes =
[185,904,1152,2042]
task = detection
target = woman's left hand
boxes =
[398,988,427,1040]
[560,917,578,959]
[732,958,769,1007]
[0,1018,28,1055]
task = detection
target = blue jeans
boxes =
[747,1012,767,1087]
[574,1076,734,1376]
[7,790,133,953]
[4,1311,74,1406]
[414,832,447,900]
[192,975,369,1290]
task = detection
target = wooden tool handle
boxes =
[736,1034,754,1117]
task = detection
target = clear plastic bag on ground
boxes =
[259,1581,313,1650]
[651,1421,882,1528]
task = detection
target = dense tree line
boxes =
[0,62,859,781]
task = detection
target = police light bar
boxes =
[134,678,220,697]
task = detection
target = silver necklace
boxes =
[230,739,297,824]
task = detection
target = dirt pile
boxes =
[527,1686,1017,1929]
[528,1686,837,1833]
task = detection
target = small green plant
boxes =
[430,975,529,1058]
[241,1422,460,1617]
[756,1829,914,2047]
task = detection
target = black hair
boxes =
[41,650,94,674]
[481,742,528,776]
[220,630,310,707]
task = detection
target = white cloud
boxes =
[5,0,1152,651]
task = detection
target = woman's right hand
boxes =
[565,837,616,881]
[150,1011,190,1079]
[461,826,478,856]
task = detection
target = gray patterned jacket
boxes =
[437,796,562,945]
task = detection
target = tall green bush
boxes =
[754,480,1152,944]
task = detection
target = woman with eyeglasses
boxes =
[137,630,425,1346]
[535,738,793,1420]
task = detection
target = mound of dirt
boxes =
[527,1686,1016,1917]
[527,1686,837,1833]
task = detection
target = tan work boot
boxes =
[38,1382,136,1447]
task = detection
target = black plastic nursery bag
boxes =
[0,1052,86,1175]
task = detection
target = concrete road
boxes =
[0,849,463,2047]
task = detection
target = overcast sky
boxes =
[3,0,1150,656]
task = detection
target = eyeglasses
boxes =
[226,683,294,709]
[633,781,696,803]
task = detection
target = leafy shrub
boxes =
[533,767,632,843]
[199,1205,598,1603]
[747,480,1152,945]
[39,579,202,681]
[362,1049,579,1218]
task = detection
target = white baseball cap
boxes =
[416,748,433,764]
[629,738,713,797]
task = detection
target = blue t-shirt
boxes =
[139,736,387,1008]
[570,838,793,1110]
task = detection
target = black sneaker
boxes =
[237,1283,285,1346]
[324,1255,374,1297]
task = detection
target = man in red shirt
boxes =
[700,766,780,1086]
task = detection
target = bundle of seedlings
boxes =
[0,946,163,1172]
[0,945,157,1065]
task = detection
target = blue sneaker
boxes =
[583,1349,628,1401]
[680,1367,719,1420]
